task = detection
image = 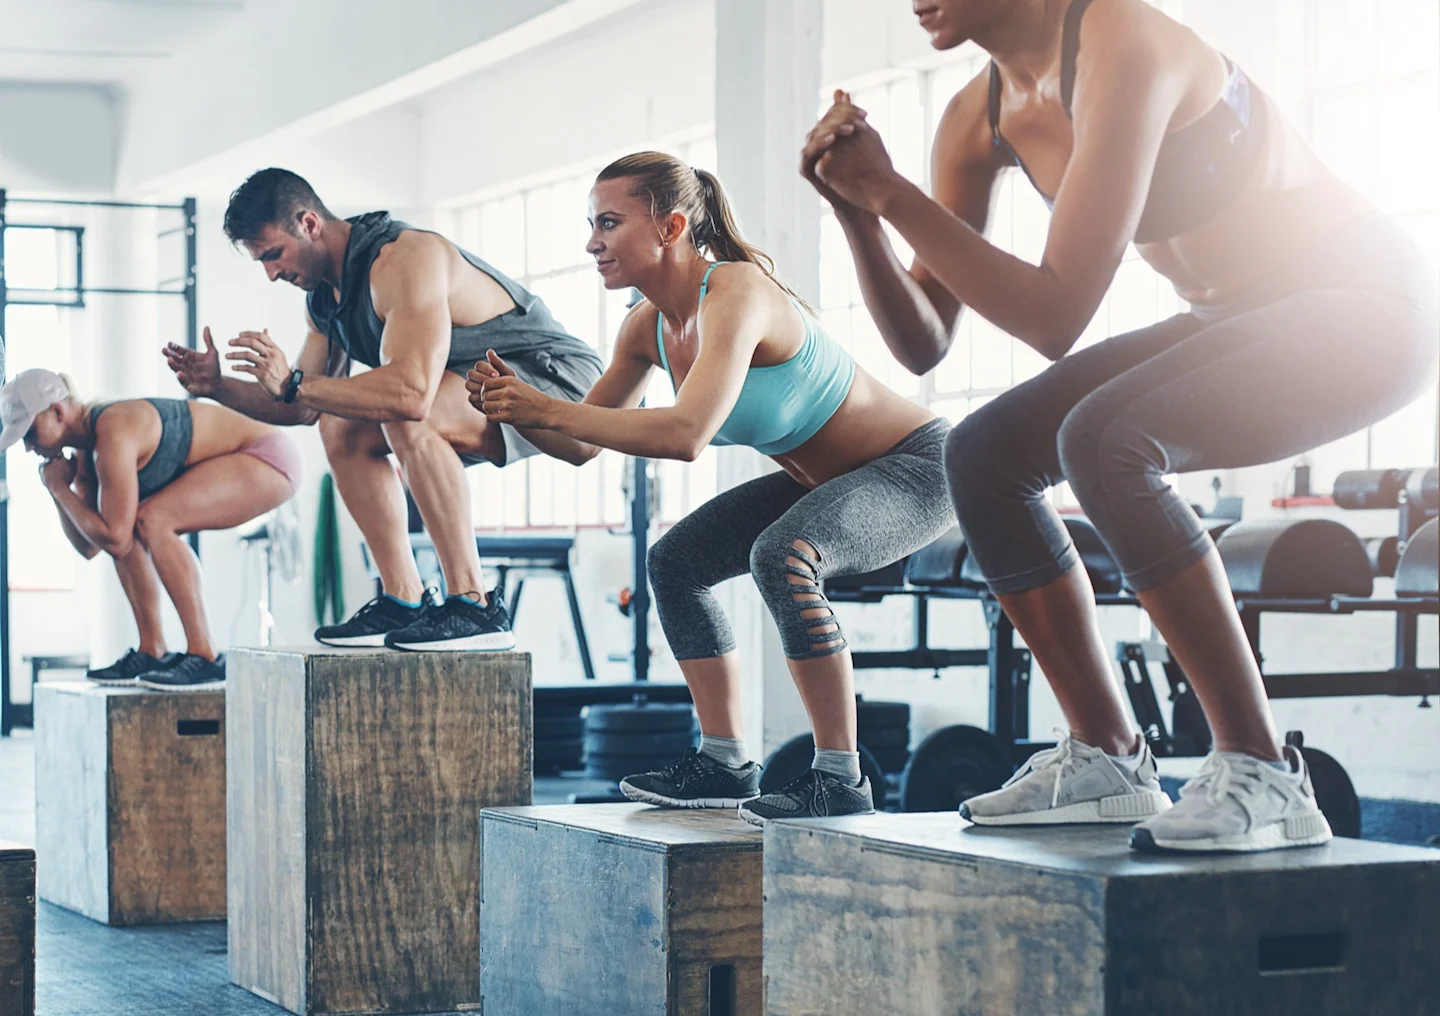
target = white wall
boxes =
[0,85,117,194]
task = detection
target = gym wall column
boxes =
[715,0,823,755]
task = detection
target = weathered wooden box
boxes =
[763,814,1440,1016]
[226,647,531,1016]
[35,682,225,926]
[481,804,763,1016]
[0,841,35,1016]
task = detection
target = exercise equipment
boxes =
[581,702,698,782]
[898,724,1012,813]
[1217,519,1373,598]
[1395,517,1438,597]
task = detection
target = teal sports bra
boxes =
[655,263,855,457]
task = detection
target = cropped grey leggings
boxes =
[650,419,953,660]
[947,212,1438,595]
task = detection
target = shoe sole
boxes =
[315,633,391,648]
[388,632,517,652]
[963,789,1173,827]
[87,677,140,686]
[619,780,758,809]
[1130,812,1333,854]
[136,679,225,693]
[738,804,876,828]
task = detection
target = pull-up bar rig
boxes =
[0,190,199,735]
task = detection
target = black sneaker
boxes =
[738,768,874,827]
[316,593,432,648]
[619,748,762,808]
[87,649,179,686]
[383,590,516,652]
[136,653,225,692]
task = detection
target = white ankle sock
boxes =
[699,734,748,768]
[812,748,862,784]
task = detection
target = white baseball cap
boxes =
[0,368,71,453]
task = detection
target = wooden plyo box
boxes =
[227,647,531,1016]
[763,814,1440,1016]
[481,804,763,1016]
[35,683,226,926]
[0,841,35,1016]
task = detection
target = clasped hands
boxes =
[801,89,907,215]
[466,350,557,429]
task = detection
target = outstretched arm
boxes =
[477,270,769,461]
[167,323,337,425]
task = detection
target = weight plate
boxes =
[1302,746,1361,839]
[855,699,910,727]
[584,702,696,733]
[900,725,1012,813]
[584,729,698,758]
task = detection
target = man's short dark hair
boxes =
[223,168,334,245]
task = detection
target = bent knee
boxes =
[319,413,387,459]
[1056,406,1156,484]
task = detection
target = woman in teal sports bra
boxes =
[470,151,953,823]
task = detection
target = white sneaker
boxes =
[1129,745,1332,853]
[959,730,1172,826]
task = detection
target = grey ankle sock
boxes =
[699,734,748,769]
[812,747,862,785]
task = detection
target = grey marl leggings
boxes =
[649,419,954,660]
[946,212,1438,594]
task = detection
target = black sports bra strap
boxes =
[1059,0,1098,117]
[987,61,1002,136]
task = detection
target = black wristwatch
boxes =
[280,368,304,404]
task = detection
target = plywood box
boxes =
[35,683,225,926]
[227,647,531,1016]
[481,803,763,1016]
[764,814,1440,1016]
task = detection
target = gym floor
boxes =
[0,731,613,1015]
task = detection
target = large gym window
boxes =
[444,134,720,531]
[1302,0,1440,483]
[4,227,78,592]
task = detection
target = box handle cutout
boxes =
[1258,931,1346,975]
[709,963,736,1016]
[177,719,221,737]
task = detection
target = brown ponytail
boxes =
[596,151,808,307]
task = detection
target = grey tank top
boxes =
[306,212,603,395]
[89,398,193,501]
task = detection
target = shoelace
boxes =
[1184,752,1267,806]
[1003,728,1081,808]
[657,749,705,780]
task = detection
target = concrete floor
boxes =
[0,729,617,1015]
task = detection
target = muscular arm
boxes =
[840,74,1004,375]
[288,235,450,423]
[856,19,1182,360]
[525,331,654,466]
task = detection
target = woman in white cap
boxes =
[1,368,302,689]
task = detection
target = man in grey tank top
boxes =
[165,168,602,651]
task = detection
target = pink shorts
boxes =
[240,431,303,493]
